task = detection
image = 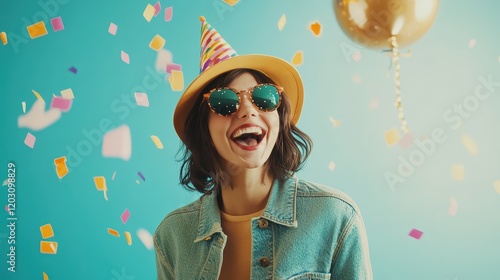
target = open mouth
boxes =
[231,126,265,147]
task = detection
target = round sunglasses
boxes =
[203,83,283,116]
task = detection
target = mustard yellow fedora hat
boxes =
[173,17,304,143]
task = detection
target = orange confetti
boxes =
[149,34,165,51]
[54,156,69,179]
[40,224,54,239]
[108,228,120,237]
[93,176,107,191]
[291,51,303,66]
[0,32,7,45]
[27,21,48,39]
[223,0,239,6]
[309,21,322,37]
[40,241,58,254]
[43,272,49,280]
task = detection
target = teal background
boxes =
[1,0,500,279]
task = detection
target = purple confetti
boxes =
[69,66,77,74]
[138,171,145,181]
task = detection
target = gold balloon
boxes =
[334,0,439,49]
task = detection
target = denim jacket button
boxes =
[259,257,270,267]
[258,218,269,229]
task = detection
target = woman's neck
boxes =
[219,165,273,216]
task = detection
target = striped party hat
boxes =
[199,16,238,73]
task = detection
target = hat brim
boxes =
[173,54,304,143]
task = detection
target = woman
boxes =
[154,17,373,280]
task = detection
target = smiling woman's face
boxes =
[208,72,280,170]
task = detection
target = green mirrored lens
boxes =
[209,89,239,116]
[252,85,280,111]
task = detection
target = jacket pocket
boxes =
[287,272,331,280]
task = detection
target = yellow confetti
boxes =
[223,0,239,5]
[308,21,322,37]
[54,156,69,179]
[94,176,107,191]
[27,21,48,39]
[125,231,132,245]
[451,164,465,181]
[0,31,7,45]
[40,241,58,254]
[461,134,478,156]
[60,88,74,99]
[384,128,400,146]
[151,135,164,149]
[328,116,341,127]
[32,89,44,102]
[277,14,286,31]
[149,34,165,51]
[493,180,500,194]
[108,228,120,237]
[169,70,184,91]
[40,224,54,239]
[143,4,155,22]
[43,272,49,280]
[291,51,303,66]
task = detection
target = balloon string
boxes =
[390,36,409,134]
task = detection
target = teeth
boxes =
[232,126,262,139]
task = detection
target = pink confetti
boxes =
[121,208,130,224]
[134,92,149,107]
[5,205,9,212]
[448,197,458,217]
[352,51,361,62]
[50,96,72,112]
[108,22,117,35]
[121,50,130,64]
[166,63,181,74]
[165,7,173,22]
[153,1,161,16]
[409,228,423,240]
[398,132,414,148]
[50,16,64,32]
[24,132,36,148]
[68,66,77,74]
[468,39,476,48]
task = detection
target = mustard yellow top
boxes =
[219,208,264,280]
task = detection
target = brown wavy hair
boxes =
[179,69,312,194]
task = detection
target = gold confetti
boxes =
[223,0,239,6]
[43,272,49,280]
[125,231,132,245]
[291,51,303,66]
[0,31,7,45]
[149,34,165,51]
[40,224,54,239]
[93,176,107,191]
[40,241,58,254]
[143,4,155,22]
[151,135,164,149]
[277,14,286,31]
[169,70,184,91]
[384,128,400,147]
[27,21,48,39]
[461,134,478,156]
[451,164,465,181]
[32,89,44,102]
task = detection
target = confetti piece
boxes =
[169,70,184,91]
[103,190,108,201]
[352,51,362,62]
[137,228,153,250]
[153,1,161,16]
[125,231,132,245]
[54,156,69,179]
[277,14,286,31]
[121,50,130,64]
[166,63,181,74]
[18,99,61,131]
[149,34,165,51]
[50,96,72,112]
[0,32,7,45]
[102,125,132,160]
[2,179,7,186]
[309,21,322,37]
[155,49,173,73]
[112,171,117,180]
[352,75,361,83]
[21,101,26,113]
[398,132,414,148]
[68,66,77,74]
[468,39,476,48]
[121,208,130,224]
[493,180,500,194]
[93,176,107,191]
[50,16,64,32]
[143,4,155,22]
[223,0,240,5]
[40,241,58,254]
[461,134,478,156]
[451,164,465,181]
[40,224,54,239]
[151,135,164,149]
[138,171,146,181]
[448,197,458,217]
[24,132,36,148]
[60,88,74,99]
[32,89,44,101]
[108,228,120,237]
[385,128,400,146]
[165,7,173,22]
[328,116,341,128]
[291,51,303,66]
[409,228,423,240]
[27,21,48,39]
[108,22,117,35]
[43,272,49,280]
[134,92,149,107]
[328,161,336,171]
[136,180,140,184]
[369,98,379,109]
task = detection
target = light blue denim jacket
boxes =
[154,177,373,279]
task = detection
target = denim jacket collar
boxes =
[194,176,298,242]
